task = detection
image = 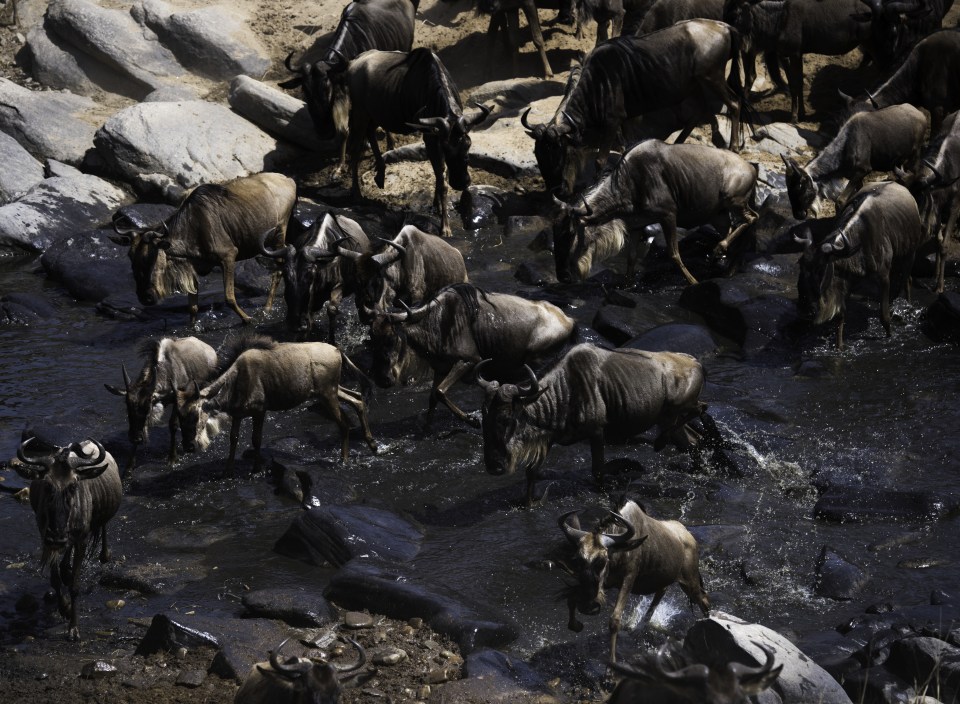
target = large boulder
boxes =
[465,93,560,179]
[922,292,960,345]
[0,132,44,204]
[0,176,132,253]
[228,76,326,151]
[815,546,868,601]
[0,77,100,165]
[437,649,561,703]
[684,612,853,704]
[93,101,296,200]
[40,226,132,302]
[241,587,338,628]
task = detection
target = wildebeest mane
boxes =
[443,282,495,321]
[138,338,162,363]
[566,38,652,136]
[167,184,234,234]
[400,48,463,122]
[217,333,277,372]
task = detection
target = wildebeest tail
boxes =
[340,351,374,402]
[726,26,755,145]
[217,332,277,373]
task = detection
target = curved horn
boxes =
[923,159,945,186]
[729,641,778,679]
[475,358,496,391]
[259,229,291,259]
[376,237,407,258]
[111,212,141,236]
[462,102,492,130]
[655,641,711,683]
[15,436,55,478]
[329,48,347,66]
[865,88,879,110]
[334,637,367,676]
[284,51,304,74]
[407,116,451,136]
[67,438,107,473]
[793,231,814,247]
[553,194,572,212]
[516,364,540,400]
[269,639,305,681]
[301,245,337,263]
[858,0,883,12]
[559,510,589,543]
[521,107,538,133]
[599,510,637,549]
[122,363,132,391]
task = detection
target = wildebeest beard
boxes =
[152,250,198,299]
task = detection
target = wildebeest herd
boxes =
[9,0,960,701]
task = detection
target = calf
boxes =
[14,437,122,641]
[560,500,710,663]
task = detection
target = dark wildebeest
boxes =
[839,28,960,134]
[607,640,782,703]
[479,0,553,78]
[722,0,875,122]
[104,336,218,473]
[782,103,928,220]
[280,0,417,141]
[856,0,956,67]
[796,181,924,348]
[553,139,758,284]
[329,48,491,237]
[258,212,372,341]
[234,637,366,704]
[559,500,710,663]
[110,173,297,325]
[338,224,468,314]
[637,0,724,34]
[521,19,747,196]
[177,335,378,473]
[369,284,576,427]
[895,110,960,292]
[14,437,122,641]
[479,344,728,505]
[574,0,653,47]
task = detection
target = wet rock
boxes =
[344,611,375,630]
[514,261,555,286]
[0,292,57,325]
[40,227,134,303]
[135,614,220,656]
[176,669,206,688]
[80,660,118,680]
[886,636,960,701]
[813,485,959,523]
[438,648,559,703]
[278,464,357,508]
[899,604,960,638]
[815,546,868,601]
[147,523,232,550]
[623,322,719,357]
[458,184,506,230]
[100,559,207,596]
[242,588,338,628]
[921,292,960,345]
[274,503,424,567]
[685,612,853,704]
[687,525,749,555]
[325,560,517,654]
[841,665,916,704]
[0,77,100,165]
[0,131,44,204]
[795,630,863,680]
[228,75,326,151]
[592,297,681,345]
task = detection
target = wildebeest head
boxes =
[523,109,582,195]
[608,641,783,704]
[559,509,648,622]
[110,213,195,306]
[104,363,162,445]
[795,228,851,326]
[282,52,349,141]
[235,637,366,704]
[15,438,110,556]
[895,159,960,242]
[551,197,627,283]
[175,381,222,454]
[477,363,549,475]
[367,304,427,388]
[854,0,931,67]
[782,155,820,220]
[407,104,491,192]
[341,237,407,315]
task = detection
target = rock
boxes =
[135,0,270,81]
[143,84,200,102]
[0,292,57,325]
[795,630,864,680]
[623,322,719,357]
[0,131,44,204]
[439,649,559,704]
[44,160,83,179]
[753,122,823,153]
[94,101,296,200]
[135,614,220,656]
[373,647,408,665]
[684,612,853,703]
[886,636,960,702]
[39,226,132,302]
[273,503,424,567]
[80,660,118,680]
[813,485,959,523]
[466,77,564,111]
[815,546,868,601]
[465,94,560,179]
[175,670,206,688]
[457,184,506,230]
[228,75,325,151]
[241,588,338,628]
[45,0,185,98]
[100,559,207,595]
[922,292,960,345]
[0,77,100,165]
[0,176,132,253]
[325,560,517,654]
[514,261,555,286]
[344,611,375,629]
[591,295,681,345]
[841,665,916,704]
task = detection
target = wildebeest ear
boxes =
[612,534,648,553]
[109,233,133,246]
[104,383,124,396]
[836,89,855,106]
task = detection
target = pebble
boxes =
[106,599,125,610]
[418,685,432,699]
[400,624,416,637]
[408,617,423,629]
[175,670,205,688]
[373,647,408,666]
[175,647,188,659]
[425,667,449,684]
[344,611,375,629]
[80,661,118,680]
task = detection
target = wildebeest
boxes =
[479,344,726,505]
[723,0,875,122]
[329,48,490,237]
[258,212,372,341]
[14,437,122,641]
[369,284,576,427]
[559,500,710,663]
[839,28,960,134]
[636,0,724,35]
[110,173,297,325]
[177,335,378,473]
[521,19,747,196]
[479,0,553,78]
[337,224,468,314]
[280,0,417,140]
[553,139,758,284]
[795,181,924,348]
[607,640,782,703]
[895,110,960,292]
[104,336,218,472]
[234,637,366,704]
[856,0,956,66]
[782,103,928,220]
[574,0,653,47]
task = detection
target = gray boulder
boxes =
[24,24,113,97]
[815,546,868,601]
[623,322,719,357]
[228,75,325,151]
[40,226,132,303]
[242,587,338,628]
[135,0,270,81]
[0,77,100,165]
[0,132,44,204]
[93,100,295,200]
[45,0,185,98]
[0,176,132,253]
[685,612,853,704]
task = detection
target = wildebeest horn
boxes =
[338,246,361,261]
[793,232,813,247]
[259,229,291,260]
[559,510,589,543]
[408,116,451,136]
[865,89,879,110]
[376,237,407,257]
[923,159,945,186]
[111,211,141,236]
[15,436,55,478]
[329,48,347,66]
[728,641,781,680]
[302,245,337,263]
[268,639,305,680]
[516,364,540,400]
[654,641,711,682]
[520,107,538,133]
[122,363,132,391]
[284,51,303,75]
[599,510,638,549]
[461,102,491,131]
[475,358,495,390]
[333,637,367,675]
[68,438,107,474]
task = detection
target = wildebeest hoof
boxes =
[67,627,80,642]
[568,619,584,633]
[465,411,482,429]
[374,170,386,189]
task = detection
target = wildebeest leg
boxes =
[714,200,758,258]
[188,288,200,328]
[99,525,111,563]
[426,140,452,238]
[590,431,605,486]
[66,541,85,641]
[567,594,584,632]
[50,549,70,620]
[835,312,846,350]
[124,442,139,477]
[785,53,804,122]
[324,284,344,345]
[879,277,892,338]
[611,10,624,39]
[251,412,265,473]
[426,359,476,427]
[221,254,251,323]
[337,387,378,454]
[663,214,697,284]
[167,409,180,465]
[521,1,553,78]
[265,270,282,313]
[609,573,640,665]
[680,572,711,616]
[368,128,386,189]
[939,200,960,293]
[227,416,242,475]
[700,72,742,152]
[525,465,543,507]
[505,10,521,77]
[385,131,395,151]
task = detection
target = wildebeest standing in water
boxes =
[327,48,491,237]
[553,139,758,284]
[259,212,373,342]
[104,336,218,473]
[607,640,782,703]
[521,19,747,195]
[796,181,924,348]
[234,637,366,704]
[559,500,710,663]
[369,284,576,428]
[177,335,378,474]
[479,344,729,505]
[14,437,122,641]
[110,172,297,325]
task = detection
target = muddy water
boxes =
[1,218,959,672]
